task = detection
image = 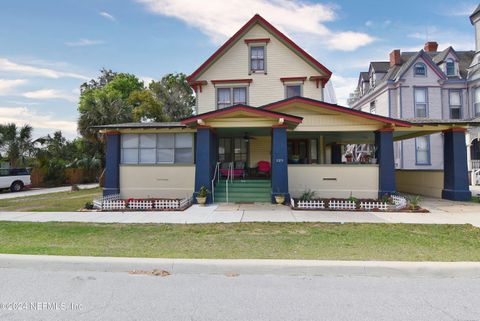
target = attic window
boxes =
[446,58,455,76]
[250,46,265,72]
[414,62,426,76]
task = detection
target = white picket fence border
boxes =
[93,194,193,211]
[359,201,389,211]
[297,200,325,209]
[328,200,356,210]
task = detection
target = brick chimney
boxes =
[424,41,438,52]
[389,49,401,66]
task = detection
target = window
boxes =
[414,62,426,76]
[415,136,430,165]
[121,133,193,164]
[285,84,301,98]
[218,137,247,163]
[475,87,480,116]
[250,46,265,72]
[414,88,428,118]
[446,58,455,76]
[370,73,376,87]
[449,90,462,119]
[216,87,247,109]
[370,101,376,114]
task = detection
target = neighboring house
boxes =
[98,14,474,203]
[351,5,480,186]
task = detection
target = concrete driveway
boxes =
[0,183,98,200]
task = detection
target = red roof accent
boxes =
[211,79,253,85]
[187,14,332,82]
[244,38,270,44]
[262,97,412,128]
[181,105,303,125]
[280,77,307,82]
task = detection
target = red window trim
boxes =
[280,77,307,83]
[211,79,253,85]
[244,38,271,44]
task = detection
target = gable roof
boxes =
[470,4,480,24]
[261,96,412,127]
[186,14,332,83]
[180,104,303,126]
[370,62,390,73]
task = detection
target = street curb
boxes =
[0,254,479,277]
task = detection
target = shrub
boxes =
[300,189,315,201]
[406,195,422,210]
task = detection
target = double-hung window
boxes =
[285,84,302,98]
[216,87,247,109]
[121,133,193,164]
[415,136,430,165]
[250,46,265,72]
[446,58,455,76]
[475,87,480,116]
[369,101,376,114]
[414,88,428,118]
[449,90,462,119]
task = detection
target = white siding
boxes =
[195,24,326,114]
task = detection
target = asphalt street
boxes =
[0,266,479,321]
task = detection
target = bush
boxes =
[84,201,94,210]
[71,184,80,192]
[43,159,67,187]
[300,189,315,201]
[406,195,422,210]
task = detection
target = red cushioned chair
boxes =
[257,161,271,178]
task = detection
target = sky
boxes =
[0,0,478,139]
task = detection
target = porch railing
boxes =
[225,162,234,203]
[211,162,220,203]
[472,160,480,170]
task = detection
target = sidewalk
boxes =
[1,254,479,277]
[0,198,479,226]
[0,183,98,200]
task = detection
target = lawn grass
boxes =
[0,188,101,212]
[0,221,478,261]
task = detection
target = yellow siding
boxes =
[249,136,271,167]
[120,165,195,199]
[196,24,325,114]
[288,165,379,198]
[396,170,444,198]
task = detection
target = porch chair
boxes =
[257,161,271,178]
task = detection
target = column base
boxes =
[103,188,120,196]
[442,189,472,201]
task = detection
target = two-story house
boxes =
[98,14,474,203]
[351,5,480,188]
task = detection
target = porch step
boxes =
[213,180,271,203]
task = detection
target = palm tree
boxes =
[0,123,34,167]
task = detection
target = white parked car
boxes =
[0,168,32,192]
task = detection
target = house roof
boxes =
[261,96,413,127]
[186,14,332,83]
[370,62,390,73]
[470,4,480,24]
[92,122,186,129]
[180,104,303,126]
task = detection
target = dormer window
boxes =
[446,58,455,76]
[414,62,426,76]
[250,46,265,72]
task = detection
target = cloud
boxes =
[408,25,473,50]
[0,57,89,80]
[21,89,78,102]
[0,106,77,137]
[65,39,105,47]
[0,79,28,95]
[100,11,116,21]
[438,2,477,16]
[136,0,374,51]
[330,74,357,106]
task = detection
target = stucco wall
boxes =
[396,169,444,198]
[288,165,379,199]
[196,24,325,114]
[120,165,195,199]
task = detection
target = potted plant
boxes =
[345,152,353,163]
[274,194,285,204]
[196,186,209,205]
[291,154,300,164]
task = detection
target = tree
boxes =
[80,68,117,93]
[0,123,34,167]
[130,89,169,122]
[149,73,195,121]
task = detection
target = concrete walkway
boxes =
[0,183,98,200]
[0,197,479,226]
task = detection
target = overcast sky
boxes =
[0,0,477,139]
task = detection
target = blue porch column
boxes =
[442,129,471,201]
[271,125,289,203]
[194,127,216,203]
[104,131,120,196]
[331,144,342,164]
[375,128,396,198]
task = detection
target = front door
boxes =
[218,137,248,163]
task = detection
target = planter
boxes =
[370,158,377,164]
[274,195,285,204]
[196,196,207,205]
